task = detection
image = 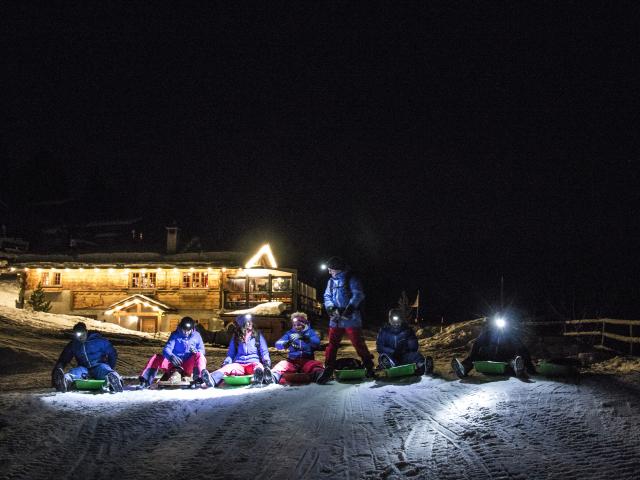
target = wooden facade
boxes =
[9,247,321,334]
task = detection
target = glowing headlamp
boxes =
[494,317,507,329]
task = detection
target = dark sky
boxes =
[2,4,639,322]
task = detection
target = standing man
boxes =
[317,256,375,383]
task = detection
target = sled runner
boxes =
[473,360,509,374]
[381,363,416,378]
[334,368,367,381]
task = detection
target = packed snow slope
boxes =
[1,307,640,479]
[1,374,639,480]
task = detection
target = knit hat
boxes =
[326,256,346,270]
[235,314,252,329]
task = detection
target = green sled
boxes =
[223,374,253,386]
[383,363,416,378]
[335,368,367,381]
[74,379,107,391]
[473,361,509,374]
[537,361,579,377]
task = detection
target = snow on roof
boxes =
[227,301,287,316]
[5,251,250,267]
[0,305,169,341]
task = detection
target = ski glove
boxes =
[343,304,354,317]
[222,358,232,367]
[169,354,183,368]
[327,306,338,315]
[289,333,301,342]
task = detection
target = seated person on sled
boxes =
[451,315,536,378]
[210,314,272,387]
[376,309,434,375]
[51,322,124,393]
[271,311,325,384]
[138,317,214,388]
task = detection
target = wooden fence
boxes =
[562,318,640,355]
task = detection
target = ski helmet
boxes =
[388,309,404,328]
[178,317,195,332]
[72,322,88,342]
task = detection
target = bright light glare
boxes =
[320,263,327,271]
[495,317,506,328]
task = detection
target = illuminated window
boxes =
[181,271,209,288]
[41,272,62,286]
[130,272,156,288]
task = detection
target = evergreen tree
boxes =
[397,291,411,322]
[27,283,51,312]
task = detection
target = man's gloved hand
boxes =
[222,358,232,367]
[169,354,183,369]
[291,342,303,351]
[189,345,197,354]
[327,306,338,316]
[343,304,354,317]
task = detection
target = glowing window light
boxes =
[221,267,227,272]
[37,268,42,273]
[94,268,99,273]
[10,267,16,272]
[245,244,277,269]
[24,268,29,272]
[108,268,115,274]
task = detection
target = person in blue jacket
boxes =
[51,322,124,393]
[270,312,325,383]
[138,317,214,388]
[210,314,272,387]
[376,309,433,375]
[317,256,375,384]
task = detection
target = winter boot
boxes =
[315,367,334,385]
[378,354,396,370]
[53,367,72,393]
[262,366,274,385]
[106,372,124,393]
[511,356,525,377]
[423,356,434,375]
[200,369,215,388]
[451,358,467,378]
[138,368,157,389]
[252,367,264,386]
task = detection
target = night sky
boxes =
[2,4,639,323]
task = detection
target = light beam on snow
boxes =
[435,388,496,422]
[39,384,280,412]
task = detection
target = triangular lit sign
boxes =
[245,244,278,268]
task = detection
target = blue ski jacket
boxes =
[323,270,365,328]
[376,324,419,357]
[163,328,205,361]
[275,326,320,360]
[223,332,271,367]
[56,332,117,369]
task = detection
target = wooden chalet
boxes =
[6,244,321,336]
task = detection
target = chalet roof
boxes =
[4,250,252,269]
[105,294,177,313]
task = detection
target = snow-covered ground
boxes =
[1,306,639,479]
[1,374,639,480]
[0,276,18,308]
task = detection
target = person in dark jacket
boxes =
[270,312,324,383]
[138,317,214,388]
[51,322,123,393]
[451,315,536,378]
[316,256,375,384]
[210,314,272,387]
[376,309,434,375]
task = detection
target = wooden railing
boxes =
[562,318,640,355]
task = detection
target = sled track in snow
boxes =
[1,376,639,480]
